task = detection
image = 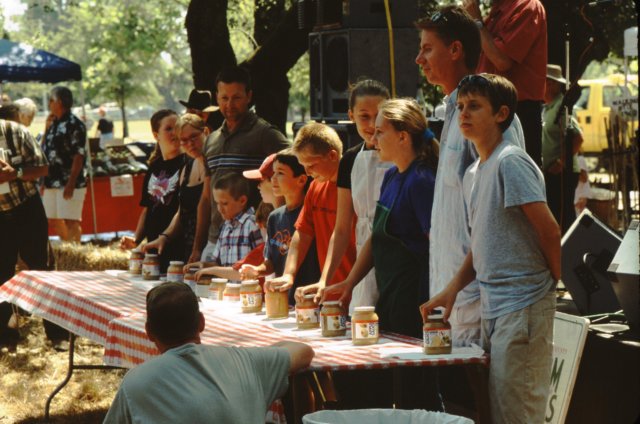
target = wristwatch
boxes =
[475,19,483,30]
[15,168,24,180]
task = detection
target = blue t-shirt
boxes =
[378,160,436,258]
[264,205,321,305]
[463,140,554,319]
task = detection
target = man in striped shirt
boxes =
[190,66,289,264]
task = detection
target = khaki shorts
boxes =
[42,187,86,221]
[449,298,481,347]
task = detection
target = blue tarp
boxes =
[0,39,81,83]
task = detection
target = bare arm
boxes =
[420,251,476,322]
[190,174,212,263]
[320,235,374,305]
[0,160,48,183]
[272,341,314,374]
[195,266,241,281]
[521,202,561,281]
[316,188,355,288]
[463,0,514,72]
[63,153,85,199]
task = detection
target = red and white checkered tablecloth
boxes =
[0,271,147,345]
[1,271,488,371]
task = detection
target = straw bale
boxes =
[52,242,129,271]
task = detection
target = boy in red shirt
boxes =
[268,123,356,300]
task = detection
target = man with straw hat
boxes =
[542,63,584,232]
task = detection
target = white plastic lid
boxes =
[211,278,228,283]
[428,309,445,320]
[144,253,158,258]
[303,294,316,300]
[322,300,340,306]
[169,261,184,266]
[354,306,375,312]
[226,283,241,288]
[241,279,259,285]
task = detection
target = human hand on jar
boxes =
[265,274,293,293]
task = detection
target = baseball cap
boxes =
[243,154,276,180]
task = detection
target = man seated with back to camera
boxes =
[103,282,314,424]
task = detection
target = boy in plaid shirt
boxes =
[210,173,263,266]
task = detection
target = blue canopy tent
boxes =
[0,39,81,83]
[0,39,99,236]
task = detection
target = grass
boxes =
[0,314,125,423]
[29,117,154,143]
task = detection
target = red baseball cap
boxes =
[243,154,276,180]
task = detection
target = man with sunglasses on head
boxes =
[463,0,547,167]
[415,6,525,349]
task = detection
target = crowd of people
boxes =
[1,1,583,422]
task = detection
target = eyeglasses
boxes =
[179,131,203,145]
[457,73,491,90]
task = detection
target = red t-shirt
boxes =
[477,0,547,101]
[295,180,356,285]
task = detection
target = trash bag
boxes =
[302,409,473,424]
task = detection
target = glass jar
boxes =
[320,301,347,337]
[423,312,452,355]
[240,280,263,313]
[196,276,211,298]
[166,261,184,283]
[223,283,241,302]
[296,295,320,329]
[129,249,144,275]
[183,267,198,292]
[265,289,289,319]
[208,278,227,301]
[141,253,160,280]
[351,306,379,346]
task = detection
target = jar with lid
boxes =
[223,283,241,302]
[320,301,347,337]
[166,261,184,283]
[142,253,160,280]
[351,306,379,346]
[183,267,198,292]
[208,278,227,301]
[196,276,211,298]
[240,280,263,313]
[423,311,452,355]
[129,249,144,275]
[265,286,289,319]
[295,295,320,329]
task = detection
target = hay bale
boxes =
[52,242,129,271]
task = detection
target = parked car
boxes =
[574,74,638,153]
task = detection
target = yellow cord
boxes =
[383,0,396,97]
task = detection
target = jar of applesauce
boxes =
[240,280,263,313]
[296,295,320,329]
[183,267,198,292]
[142,253,160,280]
[129,249,144,275]
[423,311,452,355]
[351,306,379,346]
[208,278,227,300]
[196,276,211,298]
[320,301,347,337]
[166,261,184,283]
[223,283,241,302]
[265,288,289,319]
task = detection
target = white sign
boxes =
[110,175,134,197]
[545,312,589,424]
[611,95,639,120]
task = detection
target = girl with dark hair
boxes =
[120,109,184,272]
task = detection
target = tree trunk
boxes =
[119,89,129,139]
[186,0,237,93]
[242,6,310,133]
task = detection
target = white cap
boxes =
[211,278,228,283]
[354,306,375,312]
[241,280,259,285]
[322,300,340,306]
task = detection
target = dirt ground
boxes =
[0,314,125,424]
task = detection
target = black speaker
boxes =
[607,220,639,334]
[561,209,622,315]
[309,28,420,121]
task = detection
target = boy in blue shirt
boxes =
[421,73,560,424]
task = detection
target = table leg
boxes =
[465,364,491,424]
[44,333,122,421]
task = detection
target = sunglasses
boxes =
[430,11,449,24]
